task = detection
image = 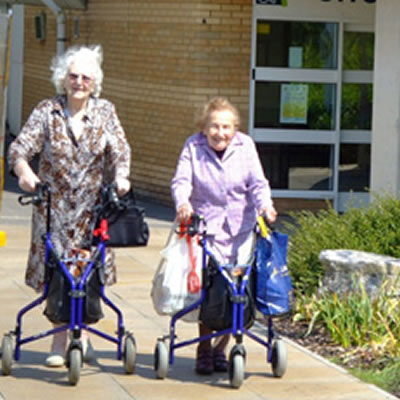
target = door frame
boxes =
[249,0,375,211]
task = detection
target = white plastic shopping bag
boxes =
[151,223,202,322]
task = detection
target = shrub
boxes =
[285,193,400,295]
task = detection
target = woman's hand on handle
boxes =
[176,202,193,223]
[115,177,131,196]
[14,159,40,193]
[259,206,278,224]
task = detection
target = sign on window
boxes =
[280,84,308,124]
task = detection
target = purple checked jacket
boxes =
[171,131,274,237]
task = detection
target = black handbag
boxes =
[102,188,150,247]
[43,252,104,325]
[199,259,255,331]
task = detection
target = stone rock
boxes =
[319,249,400,298]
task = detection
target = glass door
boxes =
[250,18,374,212]
[338,24,374,210]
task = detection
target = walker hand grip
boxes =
[177,214,202,236]
[107,185,125,211]
[18,183,49,206]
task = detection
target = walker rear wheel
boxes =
[123,334,136,374]
[68,348,81,385]
[1,335,13,375]
[271,339,287,378]
[154,340,168,379]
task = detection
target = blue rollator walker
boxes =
[0,184,136,385]
[153,215,288,389]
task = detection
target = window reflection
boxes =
[256,143,333,190]
[339,144,370,192]
[343,31,374,71]
[256,20,338,69]
[341,83,372,130]
[255,82,336,130]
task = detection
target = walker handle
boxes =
[18,183,49,206]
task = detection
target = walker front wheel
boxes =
[229,353,244,389]
[154,340,168,379]
[271,339,287,378]
[123,334,136,374]
[1,335,13,375]
[68,348,81,385]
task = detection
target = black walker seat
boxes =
[0,184,137,385]
[153,215,289,389]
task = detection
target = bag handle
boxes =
[179,219,201,294]
[186,234,201,294]
[257,215,272,238]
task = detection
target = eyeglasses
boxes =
[68,73,93,85]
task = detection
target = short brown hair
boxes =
[195,97,241,131]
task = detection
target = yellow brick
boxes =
[21,0,252,204]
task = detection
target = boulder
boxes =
[319,249,400,298]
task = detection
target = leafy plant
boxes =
[293,279,400,358]
[285,193,400,295]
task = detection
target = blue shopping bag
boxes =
[254,229,293,316]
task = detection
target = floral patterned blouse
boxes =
[8,95,131,291]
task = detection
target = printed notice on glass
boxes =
[280,84,308,124]
[288,47,303,68]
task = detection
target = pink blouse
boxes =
[171,131,273,237]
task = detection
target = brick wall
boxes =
[22,0,253,206]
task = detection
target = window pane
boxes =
[339,144,370,192]
[341,83,372,130]
[343,31,374,70]
[255,82,336,130]
[256,143,333,190]
[256,20,338,69]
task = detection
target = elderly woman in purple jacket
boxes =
[171,97,277,375]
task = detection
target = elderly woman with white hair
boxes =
[8,44,131,367]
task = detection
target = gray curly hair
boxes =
[195,96,241,132]
[50,44,104,97]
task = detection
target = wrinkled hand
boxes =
[259,206,278,224]
[18,168,40,193]
[176,203,193,223]
[115,177,131,196]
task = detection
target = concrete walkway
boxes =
[0,189,397,400]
